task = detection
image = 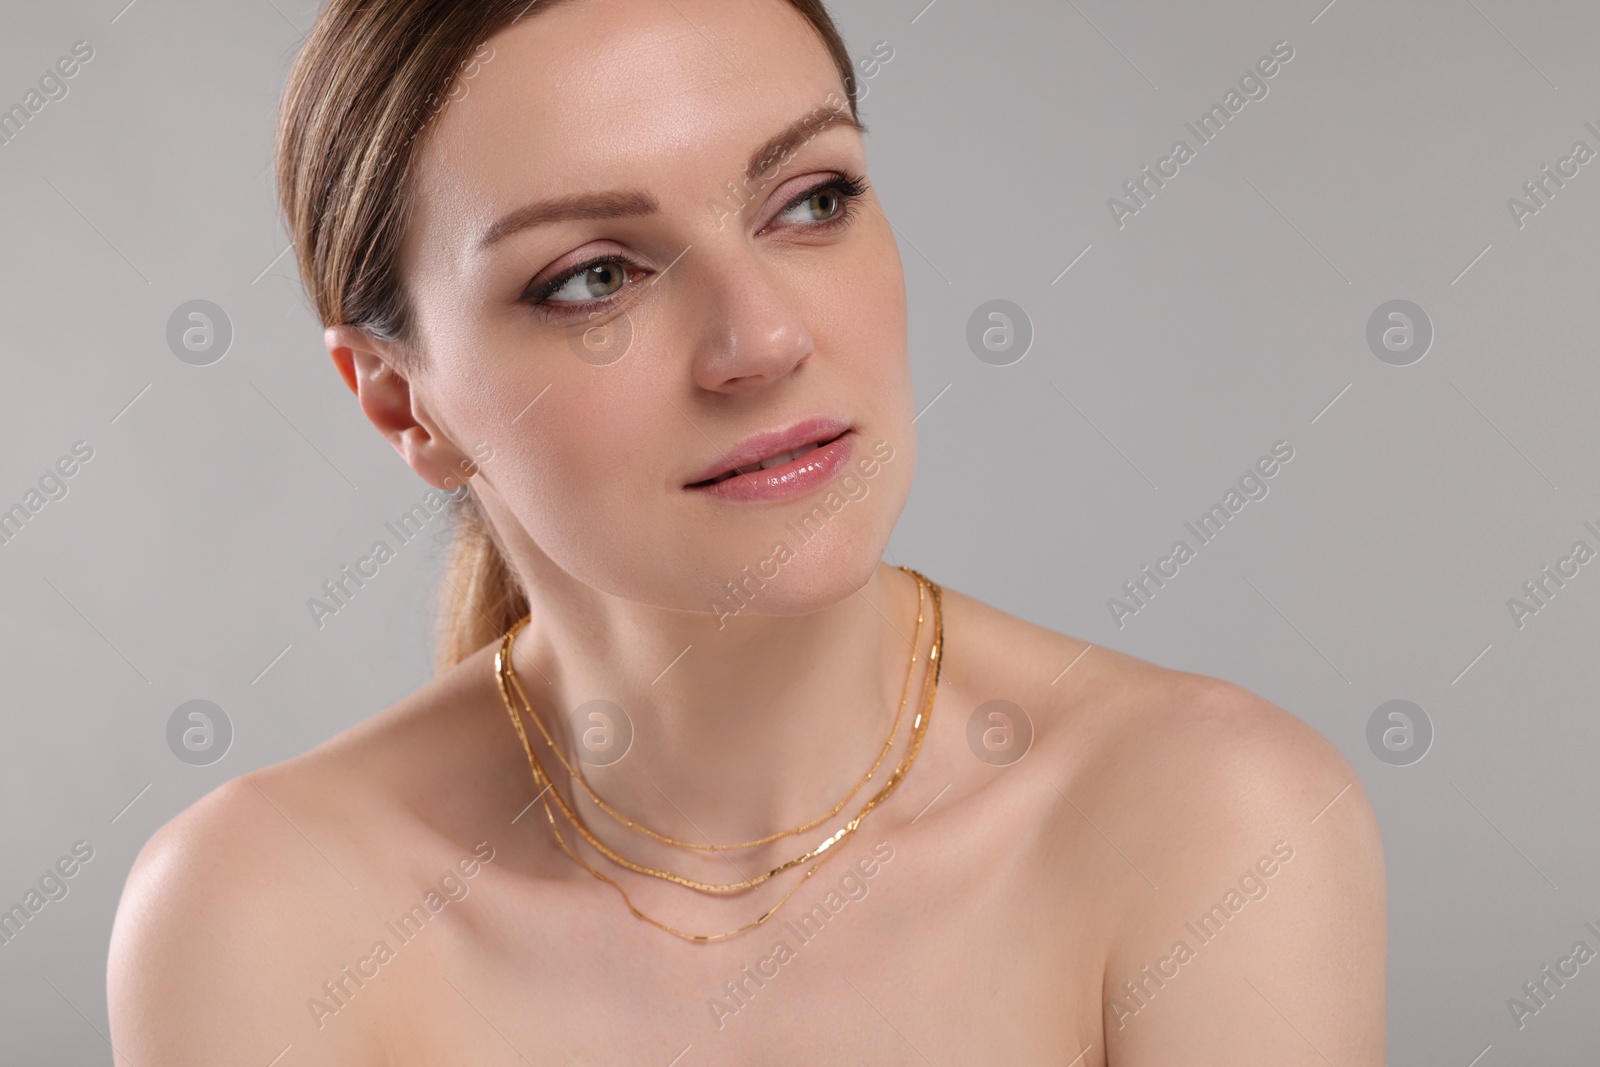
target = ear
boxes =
[325,324,475,491]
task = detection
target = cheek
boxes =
[491,375,676,560]
[509,393,655,507]
[805,240,909,383]
[429,344,635,523]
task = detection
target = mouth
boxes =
[684,417,853,489]
[688,431,849,487]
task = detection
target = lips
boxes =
[684,417,851,488]
[686,431,855,504]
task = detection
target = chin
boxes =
[692,491,905,622]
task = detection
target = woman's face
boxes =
[393,0,914,615]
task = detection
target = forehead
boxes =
[402,0,847,267]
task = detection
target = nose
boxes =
[684,243,814,393]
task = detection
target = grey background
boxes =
[1,0,1596,1061]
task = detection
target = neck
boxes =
[499,556,929,877]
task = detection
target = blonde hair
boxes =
[274,0,861,673]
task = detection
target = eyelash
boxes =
[521,172,870,320]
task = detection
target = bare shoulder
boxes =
[936,581,1385,1058]
[108,759,379,1064]
[106,657,507,1066]
[934,580,1376,838]
[1083,670,1386,1059]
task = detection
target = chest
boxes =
[375,828,1107,1066]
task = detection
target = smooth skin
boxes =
[107,1,1385,1063]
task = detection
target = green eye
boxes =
[774,174,869,229]
[544,261,629,305]
[783,187,843,224]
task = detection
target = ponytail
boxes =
[433,489,528,674]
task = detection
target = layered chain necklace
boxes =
[492,565,943,943]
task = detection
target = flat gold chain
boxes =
[494,567,944,942]
[494,568,935,892]
[498,571,925,853]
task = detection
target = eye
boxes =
[521,254,643,320]
[521,173,870,322]
[779,185,845,225]
[542,261,630,305]
[767,173,870,233]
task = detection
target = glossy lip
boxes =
[687,430,855,504]
[684,416,852,487]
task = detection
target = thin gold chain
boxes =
[499,571,943,941]
[494,568,936,892]
[495,567,944,942]
[499,571,925,853]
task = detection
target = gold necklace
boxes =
[499,569,926,854]
[497,570,943,941]
[494,567,944,942]
[494,568,936,893]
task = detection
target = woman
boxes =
[107,0,1386,1062]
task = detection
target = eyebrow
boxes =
[474,105,867,251]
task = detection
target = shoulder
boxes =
[1076,664,1383,882]
[105,665,488,1067]
[1082,671,1387,1059]
[111,689,439,957]
[935,578,1374,839]
[1052,653,1384,1056]
[934,581,1385,1056]
[107,646,533,1063]
[107,760,381,1065]
[1079,663,1369,830]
